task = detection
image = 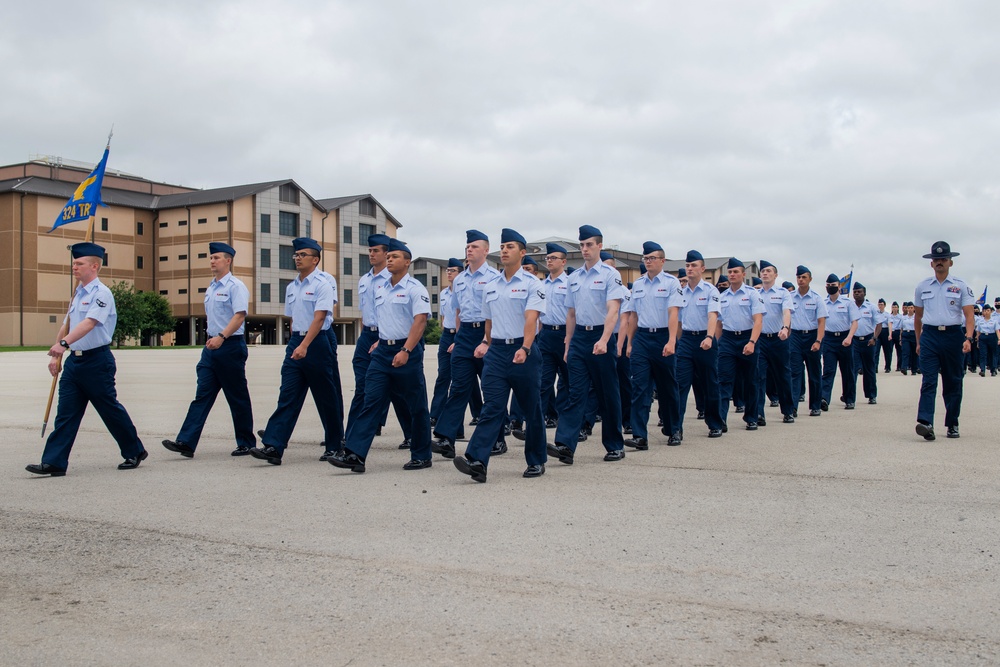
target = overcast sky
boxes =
[4,1,999,303]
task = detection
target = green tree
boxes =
[423,316,442,345]
[107,282,175,347]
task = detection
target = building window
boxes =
[50,315,57,323]
[137,256,144,270]
[279,211,299,237]
[432,294,438,304]
[179,254,188,260]
[343,289,353,307]
[159,256,168,262]
[279,245,295,270]
[359,254,372,275]
[279,184,300,204]
[101,217,108,231]
[104,253,110,266]
[343,226,352,244]
[431,276,438,287]
[261,283,271,303]
[359,223,376,246]
[179,288,188,295]
[198,287,207,293]
[198,218,207,224]
[344,257,352,275]
[179,220,187,226]
[414,273,427,286]
[159,290,168,295]
[261,214,271,233]
[197,253,207,259]
[261,248,271,268]
[159,222,168,229]
[218,216,227,222]
[137,222,144,236]
[279,279,292,303]
[304,219,311,238]
[359,198,376,217]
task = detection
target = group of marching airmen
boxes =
[27,232,978,482]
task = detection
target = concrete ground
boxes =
[1,346,998,666]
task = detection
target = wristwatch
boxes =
[520,345,531,356]
[401,346,412,354]
[218,333,227,340]
[59,339,70,349]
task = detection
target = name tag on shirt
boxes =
[589,280,605,290]
[804,303,817,310]
[392,292,410,304]
[485,290,499,303]
[510,288,529,300]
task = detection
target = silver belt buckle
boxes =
[73,350,83,357]
[937,326,947,331]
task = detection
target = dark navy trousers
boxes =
[877,328,893,370]
[429,328,456,421]
[917,327,965,428]
[790,330,822,411]
[901,331,919,372]
[347,328,410,442]
[756,334,794,419]
[718,331,760,425]
[676,331,724,431]
[176,336,255,451]
[465,341,546,467]
[979,333,998,372]
[345,341,431,460]
[615,335,632,430]
[629,329,679,439]
[821,332,856,404]
[554,327,623,452]
[853,335,878,399]
[434,324,487,442]
[537,326,569,421]
[262,333,340,451]
[42,346,145,470]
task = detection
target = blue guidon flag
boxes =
[977,286,987,307]
[50,146,110,232]
[838,269,853,296]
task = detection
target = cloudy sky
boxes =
[4,0,999,302]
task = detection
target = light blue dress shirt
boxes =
[679,280,721,331]
[375,274,432,340]
[453,263,502,323]
[66,278,116,350]
[623,271,684,329]
[913,275,976,326]
[540,272,570,326]
[719,284,766,332]
[358,267,390,327]
[759,285,793,334]
[566,262,627,327]
[976,317,998,335]
[440,286,457,329]
[824,296,860,332]
[790,289,828,330]
[205,272,250,336]
[853,299,880,336]
[285,271,334,333]
[483,269,546,339]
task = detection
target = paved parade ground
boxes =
[1,346,998,665]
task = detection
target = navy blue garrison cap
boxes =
[685,250,703,263]
[447,257,464,269]
[579,224,602,241]
[642,241,663,255]
[466,229,489,244]
[759,260,775,271]
[751,276,763,286]
[209,241,235,257]
[727,257,745,270]
[853,282,866,292]
[878,298,886,304]
[546,242,567,255]
[678,267,687,278]
[826,273,840,283]
[292,237,322,253]
[782,281,794,289]
[639,263,647,275]
[566,266,575,274]
[600,251,614,262]
[796,265,810,276]
[522,256,538,267]
[367,233,391,248]
[71,242,105,260]
[388,238,411,256]
[500,228,526,245]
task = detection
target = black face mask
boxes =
[826,285,840,295]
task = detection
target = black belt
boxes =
[542,324,564,331]
[364,326,379,332]
[637,327,668,334]
[462,321,485,328]
[723,330,750,337]
[579,325,604,332]
[792,329,817,335]
[209,334,244,339]
[70,344,110,357]
[444,328,457,334]
[380,338,406,346]
[828,331,847,337]
[926,324,962,332]
[683,329,708,337]
[493,337,525,346]
[855,334,871,341]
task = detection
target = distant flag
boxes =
[977,286,987,307]
[838,268,853,296]
[49,134,112,232]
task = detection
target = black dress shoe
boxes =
[249,446,283,465]
[783,415,795,423]
[469,417,480,426]
[431,438,456,459]
[511,427,526,441]
[454,456,487,482]
[429,417,437,427]
[257,429,265,439]
[231,446,253,456]
[523,464,545,478]
[162,439,194,458]
[577,429,588,442]
[667,434,682,446]
[491,440,508,456]
[735,406,744,413]
[397,438,412,450]
[868,398,877,405]
[603,449,625,462]
[544,417,557,428]
[320,449,339,461]
[809,409,821,417]
[657,418,664,426]
[118,450,149,470]
[594,415,602,423]
[328,449,366,473]
[625,437,648,450]
[757,418,767,427]
[696,411,705,420]
[769,400,779,408]
[403,459,432,470]
[946,426,960,439]
[375,425,382,436]
[622,425,632,434]
[820,399,829,412]
[745,422,758,431]
[708,429,723,438]
[546,443,574,465]
[25,463,66,477]
[915,423,936,441]
[845,403,855,410]
[799,394,805,402]
[791,410,798,418]
[721,425,729,433]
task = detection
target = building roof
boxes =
[0,176,159,208]
[316,194,402,228]
[155,179,325,210]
